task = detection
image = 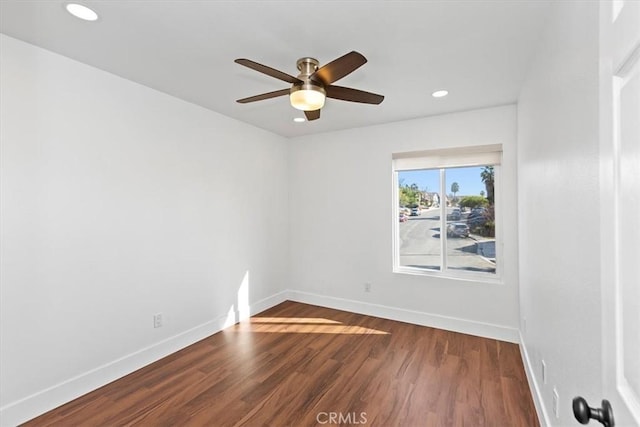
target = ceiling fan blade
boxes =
[236,88,290,104]
[235,58,303,84]
[325,85,384,104]
[304,109,321,121]
[310,51,367,85]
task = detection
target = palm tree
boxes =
[481,166,494,204]
[451,182,459,204]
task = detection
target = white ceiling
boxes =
[0,0,552,138]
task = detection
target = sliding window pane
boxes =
[398,169,441,270]
[444,166,496,274]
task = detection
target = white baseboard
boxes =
[519,331,551,427]
[0,291,289,427]
[248,291,290,319]
[286,290,520,343]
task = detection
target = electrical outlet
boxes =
[364,282,372,292]
[153,313,163,328]
[552,387,559,418]
[541,359,547,384]
[522,317,527,334]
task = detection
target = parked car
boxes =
[399,213,408,222]
[447,208,461,221]
[471,207,487,214]
[410,207,421,216]
[468,209,489,227]
[447,222,470,238]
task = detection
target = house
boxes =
[1,1,638,426]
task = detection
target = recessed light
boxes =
[293,117,305,123]
[432,90,449,98]
[66,3,99,21]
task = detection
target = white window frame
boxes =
[392,144,503,283]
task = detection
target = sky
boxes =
[398,166,488,196]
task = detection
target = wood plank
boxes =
[23,301,538,426]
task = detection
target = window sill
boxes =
[393,266,504,285]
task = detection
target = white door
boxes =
[597,0,640,426]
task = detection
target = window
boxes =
[393,145,502,280]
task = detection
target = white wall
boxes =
[0,35,289,425]
[517,1,600,425]
[288,105,520,341]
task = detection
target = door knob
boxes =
[573,396,615,427]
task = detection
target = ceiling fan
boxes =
[234,51,384,121]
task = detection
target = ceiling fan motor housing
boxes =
[290,57,326,110]
[296,57,319,75]
[291,57,326,95]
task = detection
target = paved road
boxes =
[399,208,496,273]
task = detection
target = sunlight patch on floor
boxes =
[251,317,342,324]
[232,317,390,335]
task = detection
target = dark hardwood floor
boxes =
[24,301,538,426]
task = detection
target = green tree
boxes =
[481,167,494,204]
[459,195,489,209]
[480,190,485,197]
[450,182,459,203]
[399,183,421,207]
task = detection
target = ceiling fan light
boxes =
[290,84,326,111]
